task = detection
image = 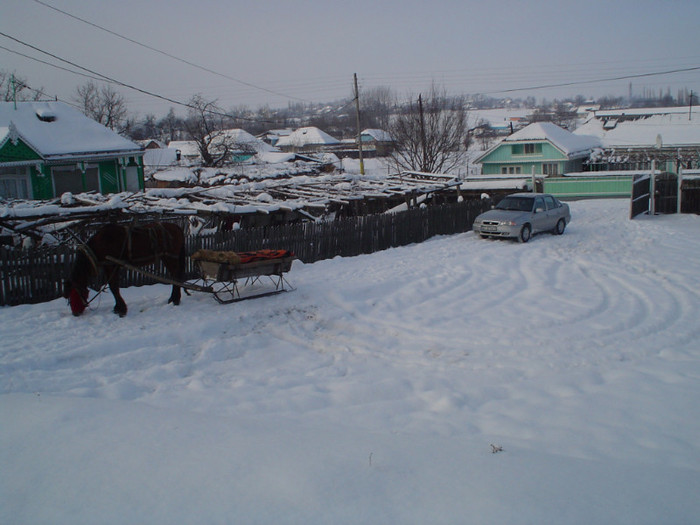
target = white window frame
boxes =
[501,166,522,175]
[0,166,32,199]
[542,163,559,176]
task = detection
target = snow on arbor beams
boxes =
[0,171,464,244]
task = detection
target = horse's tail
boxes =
[179,243,192,297]
[178,243,186,280]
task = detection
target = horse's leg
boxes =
[107,265,128,316]
[167,281,181,305]
[165,251,183,306]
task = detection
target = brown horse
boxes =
[63,222,186,317]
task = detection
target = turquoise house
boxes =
[0,101,144,200]
[475,122,600,177]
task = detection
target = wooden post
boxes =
[353,73,365,176]
[419,94,427,172]
[650,159,656,215]
[531,165,536,193]
[677,166,683,214]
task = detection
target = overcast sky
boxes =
[2,0,699,118]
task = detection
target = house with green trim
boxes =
[475,122,600,177]
[573,110,700,174]
[0,101,144,200]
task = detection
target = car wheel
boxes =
[555,218,566,235]
[518,224,531,243]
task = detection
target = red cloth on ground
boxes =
[69,288,89,316]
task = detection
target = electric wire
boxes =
[30,0,311,103]
[0,31,285,124]
[1,27,697,120]
[9,4,699,106]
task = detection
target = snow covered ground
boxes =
[2,199,699,524]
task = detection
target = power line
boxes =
[0,44,110,85]
[30,0,310,103]
[3,30,697,124]
[0,31,284,124]
[478,66,700,96]
[28,0,700,103]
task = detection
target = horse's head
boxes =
[64,246,97,316]
[63,279,89,316]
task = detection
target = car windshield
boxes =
[495,197,534,212]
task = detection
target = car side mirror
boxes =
[535,207,544,213]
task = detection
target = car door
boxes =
[543,195,560,230]
[530,196,549,233]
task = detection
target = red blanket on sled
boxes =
[191,249,293,265]
[235,249,294,264]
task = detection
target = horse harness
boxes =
[121,223,175,265]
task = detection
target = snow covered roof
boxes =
[593,106,692,119]
[143,147,179,168]
[167,141,200,157]
[0,101,142,160]
[468,108,532,128]
[361,129,393,142]
[503,122,601,156]
[275,127,340,147]
[256,152,297,164]
[211,129,277,153]
[573,113,700,148]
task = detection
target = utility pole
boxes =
[689,90,694,121]
[11,73,17,110]
[353,73,365,175]
[418,94,427,172]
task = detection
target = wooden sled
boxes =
[191,249,295,304]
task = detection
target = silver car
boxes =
[473,193,570,243]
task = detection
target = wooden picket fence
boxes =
[1,199,489,307]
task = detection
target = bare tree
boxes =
[389,85,469,174]
[73,81,128,131]
[183,95,251,168]
[1,70,42,102]
[361,85,395,130]
[158,108,182,143]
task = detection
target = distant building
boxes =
[275,127,340,153]
[574,110,700,174]
[210,129,277,163]
[259,128,294,147]
[167,140,201,165]
[360,129,394,156]
[0,101,144,200]
[475,122,600,177]
[137,139,166,150]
